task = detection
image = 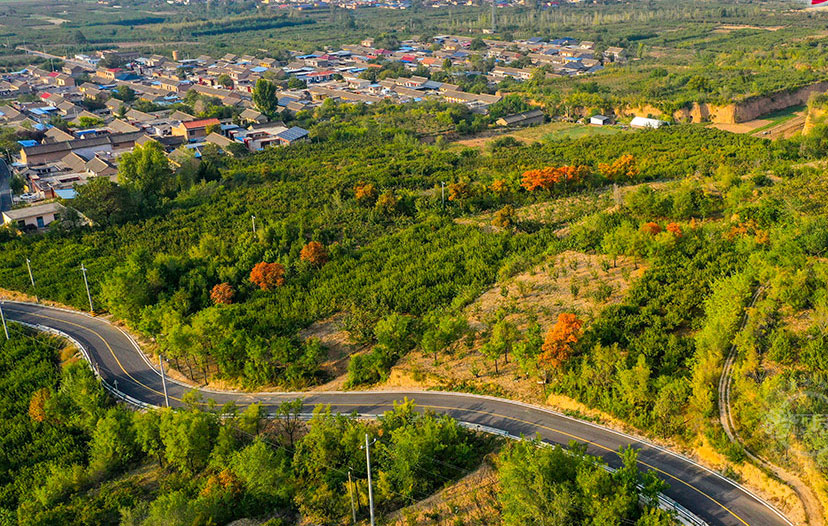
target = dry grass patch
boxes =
[385,461,500,526]
[299,313,360,377]
[457,190,612,233]
[384,250,643,404]
[457,181,669,234]
[695,437,807,525]
[466,250,643,331]
[299,313,372,391]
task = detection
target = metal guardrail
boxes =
[15,321,158,410]
[14,320,710,526]
[459,422,710,526]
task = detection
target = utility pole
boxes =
[80,263,93,313]
[491,0,496,33]
[251,214,256,234]
[0,300,9,340]
[159,353,170,407]
[25,258,37,302]
[364,434,376,526]
[441,181,445,210]
[348,470,357,525]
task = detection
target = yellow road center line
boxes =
[16,308,750,526]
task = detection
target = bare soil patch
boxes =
[755,113,807,140]
[383,250,644,405]
[711,120,771,134]
[457,180,669,232]
[385,461,500,526]
[298,313,368,391]
[465,250,641,330]
[714,24,785,33]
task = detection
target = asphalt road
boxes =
[2,301,793,526]
[17,46,93,71]
[0,158,11,212]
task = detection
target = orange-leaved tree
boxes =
[666,222,682,237]
[250,262,285,290]
[539,313,583,378]
[300,241,328,267]
[598,154,638,181]
[642,222,662,235]
[520,165,589,192]
[210,283,235,305]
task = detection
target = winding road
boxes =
[2,301,794,526]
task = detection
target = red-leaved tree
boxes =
[210,283,235,305]
[250,262,285,290]
[642,222,662,235]
[300,241,328,267]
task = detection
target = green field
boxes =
[750,104,806,135]
[542,123,624,141]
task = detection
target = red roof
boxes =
[47,71,60,78]
[182,118,220,130]
[306,70,334,77]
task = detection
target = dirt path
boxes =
[754,113,807,140]
[719,287,824,526]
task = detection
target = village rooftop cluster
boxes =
[0,33,623,228]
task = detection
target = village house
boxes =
[2,202,66,230]
[496,109,545,127]
[171,118,221,141]
[19,131,144,165]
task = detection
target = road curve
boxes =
[3,301,793,526]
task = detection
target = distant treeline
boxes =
[191,18,314,37]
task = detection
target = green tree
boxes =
[420,314,467,365]
[117,140,173,209]
[217,74,233,88]
[72,177,134,227]
[287,76,307,89]
[142,490,196,526]
[89,406,137,476]
[469,37,487,51]
[134,409,164,466]
[113,85,136,103]
[239,402,265,436]
[273,398,304,449]
[498,440,665,526]
[231,439,292,507]
[252,79,279,119]
[160,409,218,473]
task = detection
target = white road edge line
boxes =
[6,302,794,526]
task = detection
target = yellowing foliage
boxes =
[598,154,638,181]
[520,165,590,192]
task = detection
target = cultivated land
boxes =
[1,1,828,524]
[1,302,796,526]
